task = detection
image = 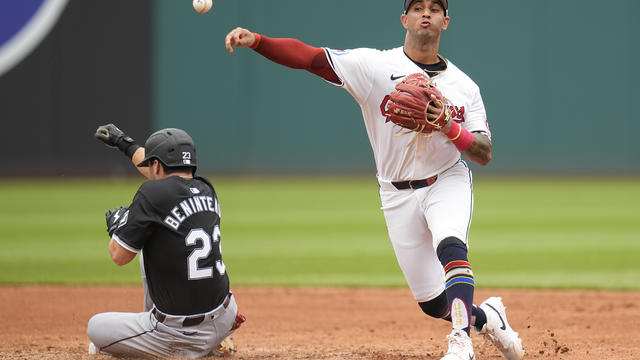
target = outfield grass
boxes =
[0,176,638,290]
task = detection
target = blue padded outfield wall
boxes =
[155,0,640,174]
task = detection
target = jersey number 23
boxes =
[185,225,225,280]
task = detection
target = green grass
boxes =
[0,176,638,290]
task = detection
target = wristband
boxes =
[249,33,262,49]
[446,122,474,151]
[123,144,141,159]
[117,137,140,159]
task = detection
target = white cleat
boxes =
[441,329,475,360]
[476,297,525,360]
[88,342,97,355]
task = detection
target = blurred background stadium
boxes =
[2,0,639,175]
[0,0,638,289]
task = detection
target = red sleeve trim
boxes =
[249,33,261,50]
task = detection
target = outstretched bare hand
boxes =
[225,27,256,53]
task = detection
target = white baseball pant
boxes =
[378,160,474,302]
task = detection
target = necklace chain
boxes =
[423,54,448,75]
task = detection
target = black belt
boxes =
[153,293,232,327]
[392,175,438,190]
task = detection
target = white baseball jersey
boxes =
[323,46,490,302]
[324,46,490,182]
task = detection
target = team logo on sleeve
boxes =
[329,49,350,56]
[0,0,69,77]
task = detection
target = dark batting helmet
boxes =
[404,0,448,15]
[137,128,197,172]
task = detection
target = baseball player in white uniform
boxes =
[225,1,524,359]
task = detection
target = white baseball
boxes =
[193,0,213,14]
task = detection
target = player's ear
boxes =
[151,160,160,176]
[442,16,450,30]
[401,13,409,30]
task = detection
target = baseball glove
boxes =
[105,206,129,237]
[386,73,451,134]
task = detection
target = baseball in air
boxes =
[193,0,213,14]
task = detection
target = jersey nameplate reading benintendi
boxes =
[164,195,220,230]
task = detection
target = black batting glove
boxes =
[95,124,140,159]
[105,206,129,237]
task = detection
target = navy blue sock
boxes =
[472,304,487,331]
[437,237,475,335]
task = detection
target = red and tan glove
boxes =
[386,73,451,133]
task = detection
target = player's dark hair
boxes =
[160,162,195,175]
[147,158,194,175]
[404,0,449,15]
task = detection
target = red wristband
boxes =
[446,122,474,151]
[249,33,261,49]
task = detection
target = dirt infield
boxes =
[1,286,638,359]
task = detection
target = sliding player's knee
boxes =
[418,291,449,319]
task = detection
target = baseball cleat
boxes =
[440,329,475,360]
[88,342,97,355]
[476,297,525,360]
